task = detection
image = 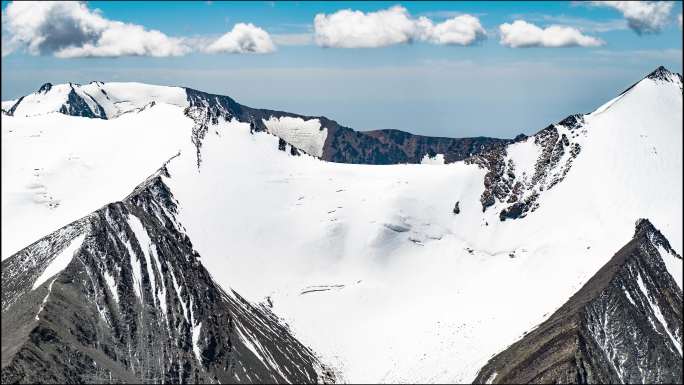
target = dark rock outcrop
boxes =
[58,86,100,119]
[473,219,683,384]
[1,165,334,384]
[5,96,24,116]
[324,128,507,165]
[37,83,52,94]
[467,114,584,219]
[183,87,506,166]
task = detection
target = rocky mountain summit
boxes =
[4,81,507,167]
[1,65,682,383]
[473,219,682,384]
[1,165,335,384]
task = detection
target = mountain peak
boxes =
[634,217,657,235]
[473,217,683,384]
[635,218,682,260]
[645,65,681,83]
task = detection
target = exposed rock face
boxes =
[5,96,24,116]
[58,86,103,119]
[473,219,683,384]
[1,166,334,384]
[323,128,507,165]
[183,87,507,165]
[466,114,585,219]
[6,82,507,166]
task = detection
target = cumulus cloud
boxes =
[313,5,485,48]
[416,14,487,45]
[589,1,673,34]
[205,23,276,54]
[2,1,277,58]
[499,20,605,48]
[4,1,190,58]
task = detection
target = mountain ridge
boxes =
[1,65,682,383]
[1,164,336,384]
[472,218,682,384]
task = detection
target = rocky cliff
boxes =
[1,165,334,384]
[473,219,682,384]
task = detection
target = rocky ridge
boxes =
[1,164,335,384]
[473,219,683,384]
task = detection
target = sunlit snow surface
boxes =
[1,75,682,383]
[263,116,328,157]
[1,103,193,258]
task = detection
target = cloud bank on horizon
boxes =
[1,1,681,58]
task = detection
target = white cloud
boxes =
[416,15,487,45]
[1,9,19,57]
[204,23,276,54]
[499,20,605,48]
[313,5,485,48]
[679,13,682,29]
[4,1,190,58]
[589,1,674,34]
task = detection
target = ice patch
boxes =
[103,270,119,304]
[236,325,264,362]
[124,236,143,301]
[636,272,682,356]
[192,322,203,362]
[32,234,86,290]
[623,286,636,306]
[263,116,327,157]
[35,278,57,321]
[128,214,158,306]
[170,267,189,323]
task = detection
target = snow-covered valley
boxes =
[1,67,682,383]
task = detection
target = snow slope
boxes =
[2,99,18,112]
[157,71,681,382]
[1,103,193,259]
[7,82,187,119]
[1,69,681,382]
[263,116,328,157]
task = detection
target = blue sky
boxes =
[1,1,682,138]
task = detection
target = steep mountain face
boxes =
[473,219,682,384]
[1,66,682,383]
[1,166,334,384]
[466,114,585,219]
[323,128,507,164]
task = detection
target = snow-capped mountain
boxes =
[1,66,682,383]
[473,218,682,384]
[2,165,335,384]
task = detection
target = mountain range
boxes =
[1,66,682,383]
